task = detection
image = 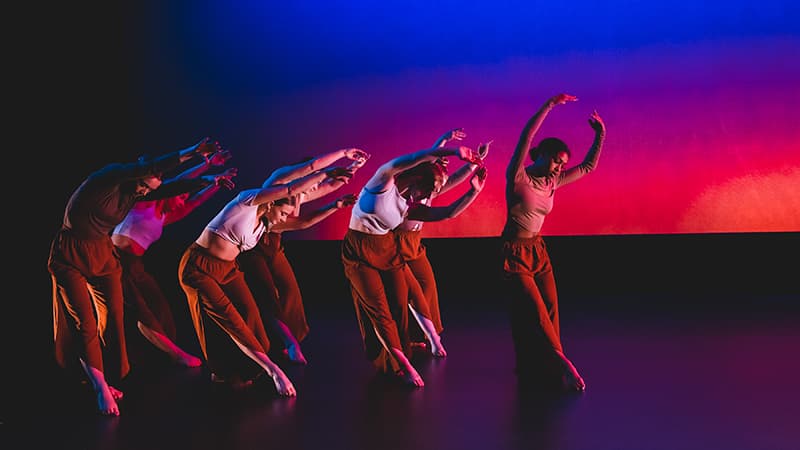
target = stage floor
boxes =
[7,295,800,450]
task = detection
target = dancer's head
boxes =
[264,197,296,227]
[395,160,449,203]
[529,137,570,177]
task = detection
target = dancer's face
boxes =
[265,203,295,226]
[539,151,569,177]
[135,176,162,197]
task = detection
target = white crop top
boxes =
[112,201,165,250]
[202,189,267,252]
[348,184,409,235]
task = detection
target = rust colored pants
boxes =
[238,232,309,343]
[341,229,409,374]
[395,229,443,341]
[48,229,130,382]
[117,251,178,340]
[178,243,270,380]
[501,236,563,378]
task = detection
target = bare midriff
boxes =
[195,228,242,261]
[110,234,148,256]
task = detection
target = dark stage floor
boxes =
[6,295,800,450]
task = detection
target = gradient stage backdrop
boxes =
[58,1,800,240]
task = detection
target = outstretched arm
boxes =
[506,94,576,182]
[262,148,369,187]
[407,166,487,222]
[106,137,223,183]
[166,149,233,183]
[301,154,370,202]
[254,166,353,205]
[365,146,481,193]
[271,193,357,232]
[164,168,238,225]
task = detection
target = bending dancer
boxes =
[112,150,237,368]
[237,148,369,365]
[48,137,221,415]
[397,128,490,357]
[502,93,605,391]
[342,144,487,387]
[178,162,353,396]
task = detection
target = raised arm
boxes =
[99,137,222,184]
[506,94,577,182]
[407,166,488,222]
[271,193,357,232]
[559,110,606,187]
[262,148,369,187]
[254,166,353,205]
[298,152,369,203]
[433,128,466,149]
[164,168,238,225]
[164,148,233,184]
[439,140,491,196]
[365,146,481,192]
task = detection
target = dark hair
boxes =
[528,137,570,161]
[395,161,448,195]
[274,197,293,206]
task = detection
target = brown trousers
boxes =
[237,232,309,343]
[501,236,563,377]
[341,229,409,374]
[117,251,177,340]
[48,229,130,381]
[178,243,270,379]
[395,229,443,340]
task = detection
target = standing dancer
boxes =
[502,93,605,391]
[48,137,221,415]
[238,147,369,365]
[178,161,352,396]
[112,150,237,367]
[396,128,490,357]
[342,144,487,387]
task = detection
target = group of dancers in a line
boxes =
[48,93,605,415]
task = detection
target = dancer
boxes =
[342,143,487,387]
[502,93,605,391]
[48,137,222,415]
[238,148,369,365]
[112,149,237,368]
[397,128,490,357]
[178,161,353,396]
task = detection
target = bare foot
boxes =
[557,352,586,391]
[285,344,308,365]
[429,338,447,358]
[108,385,124,400]
[563,369,586,391]
[410,341,427,350]
[175,351,203,368]
[271,372,297,397]
[398,368,425,388]
[97,387,120,416]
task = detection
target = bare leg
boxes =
[232,338,297,397]
[79,358,120,416]
[372,324,424,387]
[556,350,586,391]
[408,305,446,357]
[137,322,202,368]
[268,318,307,365]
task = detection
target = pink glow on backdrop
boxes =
[254,38,800,239]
